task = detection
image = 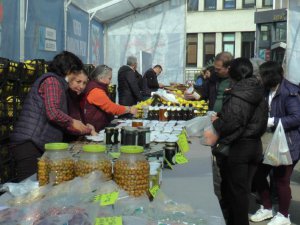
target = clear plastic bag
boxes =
[263,120,292,166]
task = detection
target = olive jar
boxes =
[75,144,112,180]
[38,143,74,186]
[113,146,149,197]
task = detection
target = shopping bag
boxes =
[263,120,292,166]
[185,115,211,137]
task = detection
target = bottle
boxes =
[38,143,74,186]
[75,144,112,180]
[114,146,149,197]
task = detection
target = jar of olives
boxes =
[113,146,149,197]
[38,143,74,186]
[75,144,112,180]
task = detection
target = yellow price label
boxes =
[149,185,160,198]
[175,153,189,164]
[95,216,122,225]
[100,191,119,206]
[177,133,190,153]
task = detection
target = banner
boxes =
[0,0,20,60]
[25,0,64,61]
[90,20,104,65]
[67,4,89,63]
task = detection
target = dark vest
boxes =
[82,80,113,132]
[10,73,68,150]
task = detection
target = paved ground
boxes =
[249,162,300,225]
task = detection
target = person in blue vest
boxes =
[10,51,93,181]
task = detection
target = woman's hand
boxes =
[211,115,219,122]
[203,129,219,146]
[130,106,138,115]
[86,123,97,136]
[72,119,91,134]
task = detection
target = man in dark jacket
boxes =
[118,56,143,106]
[142,65,163,99]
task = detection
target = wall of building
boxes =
[186,0,272,70]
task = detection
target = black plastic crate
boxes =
[0,80,19,99]
[0,121,13,139]
[6,61,22,81]
[0,57,10,82]
[0,159,16,184]
[108,84,116,102]
[0,140,10,162]
[22,59,47,84]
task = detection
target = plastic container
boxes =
[137,126,150,148]
[113,146,149,197]
[38,143,74,186]
[75,144,112,180]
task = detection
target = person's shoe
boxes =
[250,206,273,222]
[267,212,291,225]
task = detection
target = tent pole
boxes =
[64,0,72,50]
[87,12,96,64]
[19,0,26,61]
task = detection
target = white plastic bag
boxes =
[263,120,292,166]
[185,115,211,137]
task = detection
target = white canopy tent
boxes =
[70,0,186,84]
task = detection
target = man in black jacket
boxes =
[118,56,143,106]
[142,65,163,99]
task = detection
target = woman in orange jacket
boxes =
[82,65,137,132]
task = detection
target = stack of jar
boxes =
[148,104,196,121]
[38,143,75,186]
[75,144,112,180]
[113,146,149,197]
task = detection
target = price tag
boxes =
[149,185,160,198]
[95,216,122,225]
[100,191,119,206]
[175,153,189,164]
[177,133,190,153]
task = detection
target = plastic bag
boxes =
[185,115,211,137]
[263,120,292,166]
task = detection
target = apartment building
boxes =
[186,0,273,73]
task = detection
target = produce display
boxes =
[135,88,208,120]
[37,143,75,186]
[113,146,150,197]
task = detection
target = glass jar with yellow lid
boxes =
[38,143,74,186]
[113,146,149,197]
[75,144,112,180]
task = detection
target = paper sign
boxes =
[149,185,160,198]
[177,133,190,153]
[100,192,119,206]
[95,216,122,225]
[175,153,189,164]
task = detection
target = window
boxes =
[241,32,255,58]
[243,0,256,8]
[263,0,272,7]
[203,33,215,66]
[224,0,236,9]
[275,22,286,42]
[259,24,271,42]
[222,33,235,56]
[186,34,198,67]
[187,0,199,11]
[205,0,217,10]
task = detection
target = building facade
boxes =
[186,0,273,77]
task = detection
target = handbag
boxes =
[212,143,230,157]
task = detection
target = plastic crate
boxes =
[0,120,13,139]
[0,57,10,82]
[22,59,47,83]
[0,80,19,99]
[0,159,16,184]
[108,84,116,102]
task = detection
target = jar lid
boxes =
[83,144,106,153]
[120,145,144,154]
[44,143,69,151]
